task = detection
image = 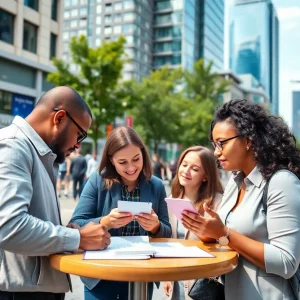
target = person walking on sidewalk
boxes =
[70,148,87,201]
[0,86,110,300]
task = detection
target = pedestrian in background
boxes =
[0,86,110,300]
[86,152,98,180]
[182,99,300,299]
[152,153,164,179]
[57,156,71,197]
[69,126,172,300]
[70,148,87,201]
[164,146,223,299]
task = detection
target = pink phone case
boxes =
[165,198,199,220]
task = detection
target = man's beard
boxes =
[48,132,75,164]
[48,141,66,164]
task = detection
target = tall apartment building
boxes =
[62,0,224,81]
[229,0,279,114]
[63,0,153,82]
[0,0,62,128]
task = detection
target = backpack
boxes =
[262,170,300,299]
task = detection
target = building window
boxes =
[124,0,134,10]
[71,8,78,17]
[105,3,112,12]
[113,25,122,35]
[114,14,122,23]
[104,26,112,35]
[79,7,87,16]
[105,15,112,23]
[79,19,87,27]
[50,33,57,59]
[0,9,14,44]
[0,90,12,115]
[114,2,122,11]
[24,0,39,11]
[96,16,101,25]
[70,20,78,28]
[23,21,37,53]
[51,0,58,21]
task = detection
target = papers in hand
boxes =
[83,236,215,260]
[165,198,199,221]
[118,200,152,215]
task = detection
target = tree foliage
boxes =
[125,67,184,152]
[179,59,231,148]
[47,35,127,152]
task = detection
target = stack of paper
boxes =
[151,242,214,258]
[83,236,215,260]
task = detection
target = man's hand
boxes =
[79,222,111,250]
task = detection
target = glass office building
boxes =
[292,91,300,140]
[229,0,279,114]
[153,0,224,71]
[197,0,224,71]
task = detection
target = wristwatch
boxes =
[218,226,230,246]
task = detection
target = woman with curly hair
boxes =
[181,99,300,300]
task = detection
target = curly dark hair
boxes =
[210,99,300,179]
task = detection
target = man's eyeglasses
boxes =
[211,135,240,151]
[53,108,87,143]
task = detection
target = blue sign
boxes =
[12,93,34,118]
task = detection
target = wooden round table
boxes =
[50,238,238,300]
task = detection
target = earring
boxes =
[246,146,249,151]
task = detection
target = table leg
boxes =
[128,282,148,300]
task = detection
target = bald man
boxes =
[0,87,110,300]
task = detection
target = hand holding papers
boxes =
[165,198,199,221]
[83,236,215,260]
[118,200,152,215]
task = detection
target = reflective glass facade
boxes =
[197,0,224,70]
[229,0,279,114]
[153,0,224,71]
[292,91,300,140]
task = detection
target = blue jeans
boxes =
[84,281,153,300]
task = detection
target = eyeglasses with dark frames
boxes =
[211,135,240,151]
[53,108,87,143]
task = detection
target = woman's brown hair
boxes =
[99,126,153,188]
[171,146,223,210]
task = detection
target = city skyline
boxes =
[225,0,300,126]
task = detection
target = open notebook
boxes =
[83,236,215,260]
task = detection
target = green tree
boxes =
[47,35,127,153]
[125,67,184,153]
[180,59,231,148]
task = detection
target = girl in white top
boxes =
[164,145,223,299]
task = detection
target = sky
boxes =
[224,0,300,126]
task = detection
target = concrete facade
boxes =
[0,0,63,127]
